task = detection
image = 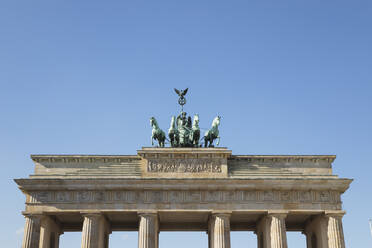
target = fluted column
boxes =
[138,212,159,248]
[304,212,346,248]
[257,212,288,248]
[304,215,328,248]
[326,212,345,248]
[39,216,63,248]
[208,216,214,248]
[209,213,231,248]
[269,213,287,248]
[81,213,109,248]
[22,213,42,248]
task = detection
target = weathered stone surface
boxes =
[257,212,288,248]
[81,213,110,248]
[210,213,231,248]
[138,212,159,248]
[15,148,351,247]
[22,214,42,248]
[326,212,346,248]
[39,216,62,248]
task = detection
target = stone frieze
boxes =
[28,190,341,205]
[146,158,222,173]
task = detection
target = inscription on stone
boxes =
[147,158,222,173]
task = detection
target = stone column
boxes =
[81,213,110,248]
[209,212,231,248]
[138,212,159,248]
[325,212,345,248]
[207,217,214,248]
[304,212,345,248]
[39,216,63,248]
[304,215,328,248]
[22,213,42,248]
[257,212,288,248]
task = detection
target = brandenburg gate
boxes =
[15,89,352,248]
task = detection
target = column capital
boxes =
[22,212,44,220]
[267,211,288,219]
[80,211,103,218]
[138,211,158,217]
[325,211,346,218]
[211,211,232,217]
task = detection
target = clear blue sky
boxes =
[1,0,371,247]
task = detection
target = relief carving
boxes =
[28,190,340,207]
[204,191,222,202]
[145,191,164,203]
[263,191,274,201]
[243,191,257,201]
[32,192,51,203]
[56,192,72,202]
[185,191,202,202]
[77,191,91,202]
[319,191,330,202]
[280,191,291,202]
[168,191,184,203]
[94,192,105,202]
[299,191,311,202]
[147,158,222,173]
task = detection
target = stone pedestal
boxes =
[209,213,231,248]
[22,214,42,248]
[81,213,110,248]
[138,212,159,248]
[257,212,288,248]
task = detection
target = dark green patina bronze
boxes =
[150,88,220,147]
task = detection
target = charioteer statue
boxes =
[150,88,220,148]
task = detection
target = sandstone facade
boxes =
[15,148,352,248]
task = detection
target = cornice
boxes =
[31,155,140,163]
[14,178,353,192]
[230,155,336,163]
[30,154,336,164]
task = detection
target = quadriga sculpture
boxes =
[204,116,220,147]
[190,114,200,147]
[150,117,165,147]
[168,116,179,147]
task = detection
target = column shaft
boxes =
[257,213,287,248]
[39,216,62,248]
[269,215,287,248]
[22,215,42,248]
[210,213,231,248]
[208,217,214,248]
[304,216,328,248]
[81,213,109,248]
[138,213,159,248]
[327,215,345,248]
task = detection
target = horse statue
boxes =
[150,117,165,147]
[204,116,221,147]
[168,116,179,147]
[189,114,200,147]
